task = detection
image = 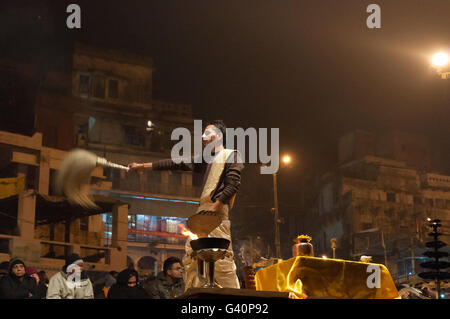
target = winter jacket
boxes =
[143,271,185,299]
[46,271,94,299]
[0,258,40,299]
[0,274,40,299]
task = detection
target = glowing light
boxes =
[282,155,292,165]
[178,223,198,240]
[322,255,328,259]
[431,52,449,67]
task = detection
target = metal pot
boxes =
[292,236,314,257]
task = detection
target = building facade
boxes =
[0,43,201,279]
[303,131,450,282]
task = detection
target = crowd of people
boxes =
[0,254,185,299]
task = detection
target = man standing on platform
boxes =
[128,120,244,289]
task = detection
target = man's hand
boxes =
[128,163,151,173]
[209,200,224,213]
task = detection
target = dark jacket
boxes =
[107,269,148,299]
[144,271,185,299]
[37,283,48,299]
[0,261,40,299]
[93,273,116,299]
[152,150,244,205]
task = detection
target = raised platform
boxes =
[177,288,289,299]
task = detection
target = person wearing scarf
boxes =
[46,253,94,299]
[107,269,148,299]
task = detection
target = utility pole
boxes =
[272,172,281,259]
[410,236,415,275]
[381,230,388,267]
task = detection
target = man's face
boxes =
[202,125,222,147]
[127,275,137,288]
[12,263,25,277]
[167,262,184,280]
[31,273,40,284]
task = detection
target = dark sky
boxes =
[76,0,450,175]
[2,0,450,203]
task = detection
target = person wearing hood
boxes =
[25,266,39,285]
[0,258,40,299]
[46,253,94,299]
[107,269,148,299]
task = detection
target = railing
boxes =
[0,235,111,265]
[40,240,111,264]
[113,178,202,198]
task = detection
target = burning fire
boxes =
[178,223,198,240]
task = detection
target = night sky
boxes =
[1,1,450,248]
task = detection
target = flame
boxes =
[178,223,198,240]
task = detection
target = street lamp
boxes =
[271,154,293,259]
[282,155,292,165]
[431,51,450,79]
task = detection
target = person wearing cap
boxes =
[0,258,40,299]
[46,253,94,299]
[25,266,39,285]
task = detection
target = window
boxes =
[79,75,90,94]
[386,192,396,203]
[92,75,105,98]
[108,79,119,99]
[123,125,145,146]
[126,215,188,244]
[128,215,136,241]
[102,214,113,247]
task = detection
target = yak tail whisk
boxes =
[56,149,129,209]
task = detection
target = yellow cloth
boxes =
[0,177,25,199]
[255,256,400,299]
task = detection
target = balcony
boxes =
[0,234,111,267]
[109,171,202,199]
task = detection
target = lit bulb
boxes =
[431,52,449,67]
[282,155,291,165]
